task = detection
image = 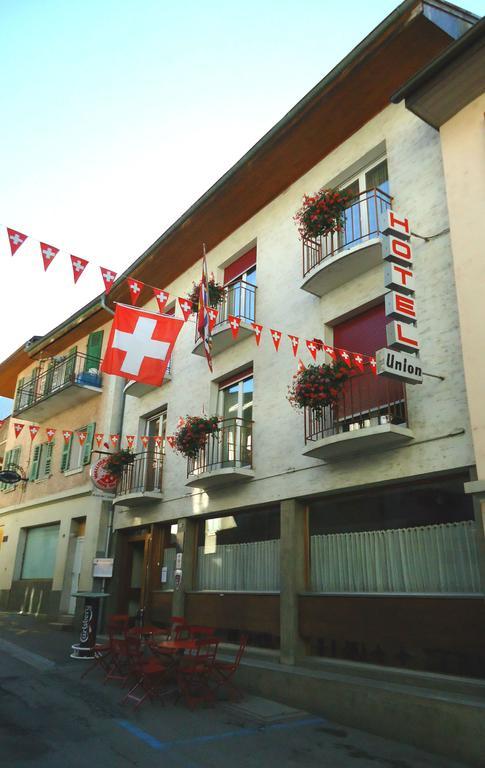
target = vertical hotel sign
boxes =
[376,211,423,384]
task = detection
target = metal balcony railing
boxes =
[302,188,392,277]
[13,352,103,415]
[116,450,164,496]
[304,371,407,443]
[195,279,257,342]
[187,417,253,476]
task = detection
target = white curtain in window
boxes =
[21,524,60,580]
[311,520,480,593]
[197,539,280,591]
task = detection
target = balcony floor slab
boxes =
[192,321,254,357]
[186,467,254,490]
[14,383,103,421]
[303,423,414,461]
[124,375,171,398]
[301,237,382,297]
[113,491,163,507]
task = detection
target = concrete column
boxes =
[171,517,197,618]
[279,498,307,665]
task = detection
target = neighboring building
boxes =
[0,298,123,621]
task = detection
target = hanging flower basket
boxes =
[104,449,136,477]
[174,415,220,459]
[188,274,225,314]
[294,187,351,241]
[288,361,350,412]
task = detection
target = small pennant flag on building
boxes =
[154,435,163,448]
[46,428,56,443]
[178,297,193,321]
[208,308,218,331]
[7,228,28,256]
[63,430,73,444]
[140,435,150,448]
[29,425,40,441]
[339,349,353,368]
[288,335,299,357]
[70,255,89,284]
[95,433,104,448]
[40,242,59,271]
[251,323,263,346]
[306,340,317,361]
[353,353,365,372]
[297,358,306,373]
[126,435,135,449]
[127,279,143,305]
[369,357,377,375]
[78,431,87,446]
[324,344,336,360]
[153,288,169,313]
[14,423,24,439]
[270,329,282,351]
[100,267,117,294]
[110,434,120,447]
[177,416,185,428]
[228,315,241,339]
[166,435,176,449]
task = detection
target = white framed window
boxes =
[61,423,95,473]
[29,442,54,481]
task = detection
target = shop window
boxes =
[21,524,60,579]
[309,475,479,594]
[196,507,280,592]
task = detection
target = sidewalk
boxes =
[0,610,79,664]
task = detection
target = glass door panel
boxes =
[365,160,389,237]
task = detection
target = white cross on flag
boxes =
[251,323,263,346]
[228,315,241,339]
[110,434,120,447]
[7,228,28,256]
[95,433,104,448]
[270,329,282,351]
[77,431,87,446]
[101,303,184,386]
[306,340,317,361]
[324,344,336,360]
[70,255,89,284]
[178,297,193,321]
[353,353,365,372]
[153,288,169,313]
[127,278,144,305]
[208,308,218,332]
[14,423,24,439]
[29,425,40,441]
[126,435,135,449]
[140,435,150,448]
[63,430,73,444]
[369,357,377,376]
[288,335,299,357]
[46,428,56,443]
[40,242,59,271]
[339,349,353,368]
[100,267,117,294]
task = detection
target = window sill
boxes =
[33,476,52,484]
[64,467,85,477]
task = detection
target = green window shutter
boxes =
[82,423,95,465]
[44,360,55,396]
[60,435,72,472]
[11,447,21,467]
[85,331,104,372]
[64,346,78,384]
[29,367,40,404]
[1,450,11,490]
[44,442,54,477]
[14,377,25,412]
[29,445,41,481]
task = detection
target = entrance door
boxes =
[121,535,151,618]
[68,536,84,615]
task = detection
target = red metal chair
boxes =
[211,635,248,700]
[80,614,129,680]
[177,638,219,710]
[103,620,132,686]
[121,634,173,708]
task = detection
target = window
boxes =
[217,371,253,468]
[29,442,54,481]
[21,524,60,579]
[61,423,95,472]
[223,247,257,324]
[1,447,21,490]
[196,507,280,591]
[139,410,166,491]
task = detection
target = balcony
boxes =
[113,451,163,507]
[193,279,256,357]
[124,360,172,398]
[300,188,392,296]
[302,371,413,461]
[186,417,254,490]
[13,352,103,421]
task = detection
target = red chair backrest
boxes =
[107,614,130,635]
[234,635,248,667]
[125,634,144,671]
[192,638,219,667]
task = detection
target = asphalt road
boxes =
[0,639,470,768]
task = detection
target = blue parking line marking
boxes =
[117,720,165,750]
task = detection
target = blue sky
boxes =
[0,0,481,419]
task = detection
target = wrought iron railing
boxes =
[195,279,257,342]
[187,417,253,476]
[13,352,103,415]
[304,371,407,443]
[116,450,164,496]
[302,188,392,277]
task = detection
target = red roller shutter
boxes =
[333,304,386,355]
[224,247,257,285]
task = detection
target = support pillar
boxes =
[279,498,307,665]
[171,517,197,618]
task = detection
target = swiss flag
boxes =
[63,430,73,444]
[46,428,56,443]
[140,435,150,448]
[270,329,282,351]
[95,433,104,448]
[339,349,353,368]
[126,435,135,449]
[208,307,218,331]
[40,242,59,271]
[78,431,87,446]
[110,434,120,447]
[288,335,299,357]
[100,267,117,294]
[369,357,377,376]
[29,425,40,441]
[101,303,184,386]
[127,279,144,305]
[153,288,169,313]
[70,255,89,284]
[7,228,28,256]
[228,315,241,339]
[251,323,263,345]
[178,297,193,321]
[14,423,24,439]
[306,340,317,361]
[154,436,163,448]
[353,353,365,372]
[324,344,336,360]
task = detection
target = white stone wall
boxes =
[117,100,474,531]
